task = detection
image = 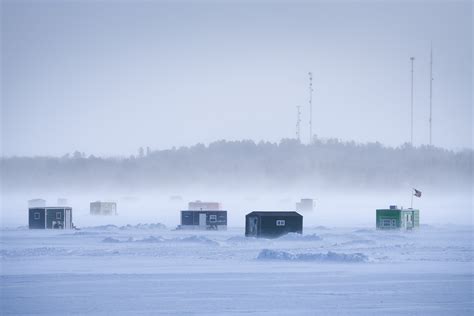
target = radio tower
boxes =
[308,72,313,144]
[410,57,415,146]
[429,44,433,146]
[296,106,302,142]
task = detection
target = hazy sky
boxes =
[1,0,472,157]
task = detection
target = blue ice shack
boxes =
[29,207,73,229]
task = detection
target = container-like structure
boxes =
[376,205,419,230]
[179,210,227,230]
[296,198,314,212]
[188,201,221,211]
[28,199,46,208]
[57,198,68,206]
[245,211,303,238]
[90,201,117,216]
[29,207,73,229]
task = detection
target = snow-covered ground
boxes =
[1,224,473,315]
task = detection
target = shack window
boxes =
[382,219,396,227]
[56,212,62,219]
[276,220,286,226]
[34,212,40,220]
[209,215,217,222]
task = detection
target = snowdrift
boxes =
[86,223,166,231]
[257,249,369,263]
[101,235,218,245]
[277,233,322,241]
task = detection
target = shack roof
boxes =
[29,206,72,210]
[246,211,302,217]
[181,210,227,212]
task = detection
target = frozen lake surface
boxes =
[1,225,473,315]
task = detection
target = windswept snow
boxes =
[257,249,369,262]
[1,225,473,315]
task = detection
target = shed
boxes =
[28,199,46,208]
[57,198,68,206]
[188,200,221,211]
[90,201,117,216]
[376,205,419,230]
[245,211,303,238]
[179,210,227,230]
[296,198,314,212]
[29,207,73,229]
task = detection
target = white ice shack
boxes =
[90,201,117,216]
[28,199,46,208]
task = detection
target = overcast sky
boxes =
[1,0,472,157]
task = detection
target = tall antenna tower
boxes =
[308,72,313,144]
[410,57,415,146]
[296,106,302,142]
[429,44,433,146]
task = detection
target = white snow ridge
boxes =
[257,249,369,262]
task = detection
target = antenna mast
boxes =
[429,44,433,146]
[410,57,415,146]
[308,72,313,144]
[296,106,301,142]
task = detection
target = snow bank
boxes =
[102,237,121,243]
[339,239,376,246]
[86,224,119,230]
[100,235,218,245]
[134,236,165,243]
[226,236,260,243]
[85,223,166,231]
[277,233,322,241]
[72,231,102,236]
[352,229,375,234]
[1,247,72,257]
[173,236,219,246]
[257,249,369,263]
[119,223,167,230]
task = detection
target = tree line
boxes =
[1,138,471,191]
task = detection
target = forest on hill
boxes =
[2,138,471,192]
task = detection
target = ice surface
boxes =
[1,225,473,315]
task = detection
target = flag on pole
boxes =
[413,188,422,198]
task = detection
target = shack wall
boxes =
[29,208,46,229]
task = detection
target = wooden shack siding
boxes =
[376,209,420,230]
[245,212,303,238]
[181,211,227,226]
[29,208,46,229]
[259,216,302,238]
[28,207,73,229]
[376,209,401,229]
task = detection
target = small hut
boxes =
[90,201,117,216]
[179,210,227,230]
[376,205,419,230]
[245,211,303,238]
[296,198,314,212]
[29,207,73,229]
[28,199,46,208]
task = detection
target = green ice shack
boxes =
[376,205,419,230]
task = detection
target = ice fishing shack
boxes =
[177,200,227,230]
[178,210,227,230]
[376,205,419,230]
[296,198,314,212]
[29,206,73,229]
[90,201,117,216]
[245,211,303,238]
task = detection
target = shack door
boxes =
[247,217,258,236]
[64,209,72,229]
[406,213,413,229]
[199,213,207,227]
